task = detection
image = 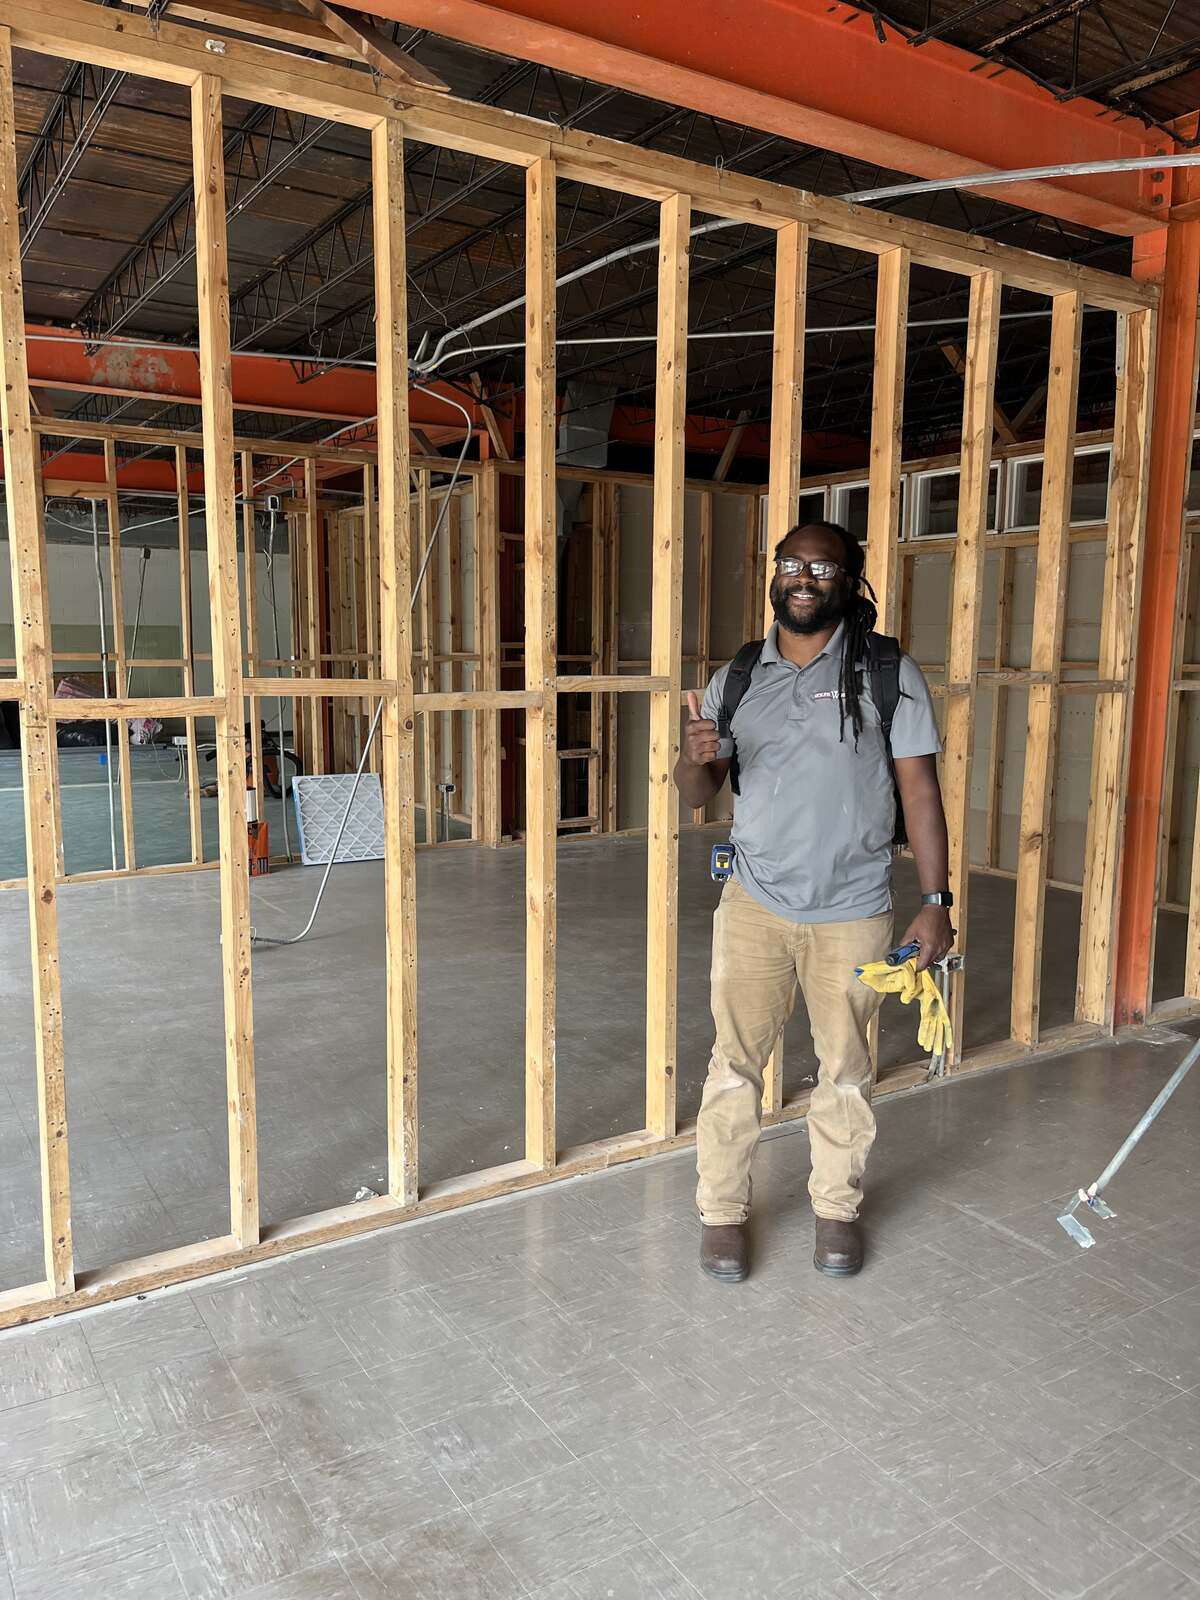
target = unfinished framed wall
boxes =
[1150,446,1200,1012]
[0,0,1156,1327]
[0,432,487,884]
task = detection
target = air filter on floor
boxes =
[291,772,385,866]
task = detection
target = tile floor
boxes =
[2,1023,1200,1599]
[0,829,1092,1286]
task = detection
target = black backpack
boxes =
[716,631,908,847]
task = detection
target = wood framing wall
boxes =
[0,0,1156,1327]
[1152,488,1200,1013]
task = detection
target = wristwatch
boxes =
[921,891,954,907]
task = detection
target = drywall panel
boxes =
[907,551,952,671]
[710,494,754,664]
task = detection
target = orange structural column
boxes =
[1114,207,1200,1025]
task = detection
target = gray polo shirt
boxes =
[701,622,941,923]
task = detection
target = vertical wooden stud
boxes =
[941,269,1002,1058]
[372,116,419,1206]
[192,74,258,1247]
[740,495,757,644]
[338,510,357,764]
[0,29,72,1292]
[758,221,807,1116]
[645,191,690,1140]
[32,451,65,876]
[176,445,203,863]
[692,489,713,826]
[326,513,345,766]
[589,485,605,831]
[525,156,557,1169]
[240,450,264,797]
[1011,290,1083,1046]
[417,470,436,834]
[898,548,915,655]
[604,483,621,833]
[427,483,443,816]
[449,492,464,804]
[865,247,910,634]
[289,509,306,774]
[984,546,1015,868]
[1079,308,1154,1021]
[103,439,137,870]
[303,458,324,774]
[475,461,501,844]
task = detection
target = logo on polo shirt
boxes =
[812,689,846,703]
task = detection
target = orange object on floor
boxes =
[248,818,269,877]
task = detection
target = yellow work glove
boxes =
[857,957,954,1059]
[854,960,915,999]
[914,968,953,1057]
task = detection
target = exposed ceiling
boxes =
[855,1,1200,140]
[15,0,1182,484]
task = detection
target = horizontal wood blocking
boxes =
[47,696,223,719]
[557,675,668,693]
[243,677,397,698]
[417,689,542,710]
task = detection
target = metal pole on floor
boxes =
[1058,1032,1200,1247]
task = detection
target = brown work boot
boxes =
[700,1223,749,1283]
[813,1217,863,1277]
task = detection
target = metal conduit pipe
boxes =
[125,544,151,698]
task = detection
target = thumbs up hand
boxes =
[681,690,721,768]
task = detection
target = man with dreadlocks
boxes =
[675,520,952,1281]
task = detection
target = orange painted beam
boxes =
[608,405,863,466]
[24,326,483,433]
[33,452,200,494]
[362,0,1163,235]
[1115,198,1200,1023]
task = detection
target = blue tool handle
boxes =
[885,940,921,966]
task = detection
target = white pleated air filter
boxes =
[291,773,385,866]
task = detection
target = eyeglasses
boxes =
[775,557,842,581]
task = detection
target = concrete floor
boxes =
[0,829,1093,1286]
[0,749,464,879]
[0,1023,1199,1598]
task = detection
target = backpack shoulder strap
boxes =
[864,632,908,848]
[865,631,902,744]
[718,639,763,796]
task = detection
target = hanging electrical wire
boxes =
[251,384,475,948]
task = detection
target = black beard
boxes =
[770,580,845,636]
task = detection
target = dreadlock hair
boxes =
[774,520,878,748]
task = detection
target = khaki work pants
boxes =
[696,879,893,1225]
